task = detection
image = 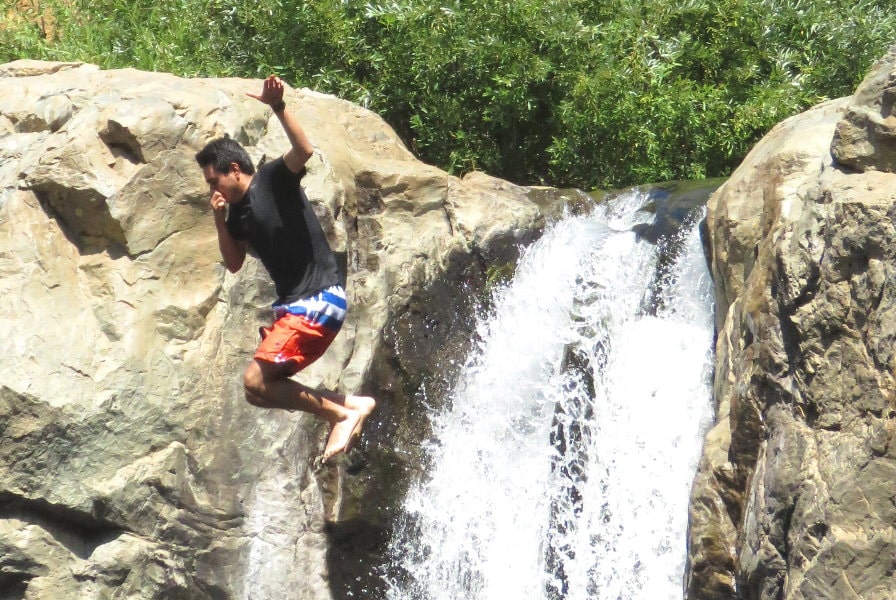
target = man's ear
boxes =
[229,162,243,177]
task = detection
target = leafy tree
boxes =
[2,0,895,189]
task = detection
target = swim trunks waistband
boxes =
[272,285,347,331]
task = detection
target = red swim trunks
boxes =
[255,286,346,376]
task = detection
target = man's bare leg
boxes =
[243,359,375,461]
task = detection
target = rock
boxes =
[0,62,545,599]
[831,46,896,173]
[0,59,95,78]
[690,46,896,599]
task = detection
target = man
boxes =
[196,75,375,462]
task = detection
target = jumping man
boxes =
[196,75,375,462]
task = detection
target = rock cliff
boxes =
[0,60,545,599]
[689,46,896,599]
[8,44,896,600]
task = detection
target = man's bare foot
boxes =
[321,396,376,463]
[323,409,362,462]
[344,396,376,453]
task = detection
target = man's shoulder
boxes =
[256,156,283,178]
[258,156,306,178]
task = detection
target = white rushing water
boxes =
[385,191,715,600]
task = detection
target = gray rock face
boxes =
[689,46,896,599]
[0,60,544,599]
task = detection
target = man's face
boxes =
[203,163,246,203]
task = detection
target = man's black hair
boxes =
[195,137,256,175]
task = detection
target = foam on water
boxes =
[385,191,715,600]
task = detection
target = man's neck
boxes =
[235,174,253,202]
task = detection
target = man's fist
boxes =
[210,191,227,212]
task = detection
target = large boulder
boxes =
[0,60,545,599]
[689,47,896,599]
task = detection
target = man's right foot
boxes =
[323,410,361,462]
[322,396,376,462]
[344,396,376,453]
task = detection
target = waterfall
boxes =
[384,190,715,600]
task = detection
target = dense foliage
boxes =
[3,0,895,188]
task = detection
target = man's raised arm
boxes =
[247,75,314,173]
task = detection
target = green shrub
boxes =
[2,0,895,189]
[0,0,221,75]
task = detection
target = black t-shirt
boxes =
[225,157,342,304]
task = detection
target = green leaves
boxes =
[541,0,896,188]
[3,0,895,188]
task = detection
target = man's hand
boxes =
[247,75,284,107]
[247,74,314,173]
[210,191,227,221]
[210,190,248,272]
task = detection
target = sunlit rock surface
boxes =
[831,45,896,174]
[0,60,544,599]
[690,46,896,599]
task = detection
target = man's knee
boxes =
[243,365,271,408]
[242,359,289,405]
[243,361,264,398]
